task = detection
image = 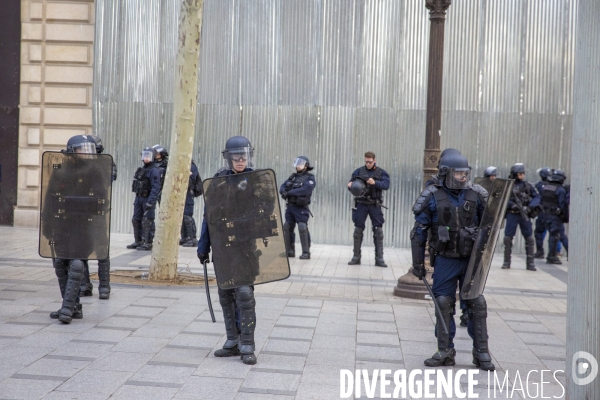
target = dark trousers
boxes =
[352,202,384,230]
[284,205,311,245]
[504,213,533,237]
[133,195,155,220]
[545,215,568,251]
[432,256,475,347]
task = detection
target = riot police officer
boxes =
[425,148,462,187]
[78,135,116,299]
[280,156,316,259]
[347,151,390,267]
[180,160,200,247]
[45,135,109,323]
[197,136,260,365]
[534,167,552,258]
[411,152,494,370]
[542,170,569,264]
[128,147,161,251]
[483,166,497,181]
[502,163,541,271]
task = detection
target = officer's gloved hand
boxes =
[412,264,426,280]
[281,192,289,200]
[144,202,154,211]
[510,203,519,211]
[197,253,210,264]
[523,206,531,216]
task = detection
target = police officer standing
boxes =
[502,163,540,271]
[197,136,260,365]
[78,135,116,299]
[280,156,316,259]
[541,170,569,264]
[483,166,497,182]
[180,160,200,247]
[128,148,161,251]
[347,151,390,267]
[411,152,494,370]
[533,168,551,258]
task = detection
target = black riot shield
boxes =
[39,152,113,260]
[202,169,290,289]
[461,178,514,300]
[473,176,494,194]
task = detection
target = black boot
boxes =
[50,260,69,319]
[348,227,363,265]
[58,260,85,324]
[424,296,456,367]
[468,295,495,371]
[533,250,544,259]
[98,258,111,299]
[50,303,82,320]
[179,218,187,246]
[214,288,241,358]
[182,215,198,247]
[298,222,311,260]
[137,217,154,251]
[127,219,143,249]
[525,236,537,271]
[237,286,257,365]
[79,261,93,297]
[546,233,562,264]
[459,308,468,327]
[373,227,387,267]
[502,236,512,269]
[283,222,295,257]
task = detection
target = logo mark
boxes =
[572,351,598,385]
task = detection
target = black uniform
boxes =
[280,168,316,259]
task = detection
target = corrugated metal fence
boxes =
[93,0,575,249]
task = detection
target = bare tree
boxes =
[149,0,204,280]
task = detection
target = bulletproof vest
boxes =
[542,182,561,213]
[285,172,314,207]
[430,188,479,258]
[131,165,155,197]
[356,166,383,203]
[511,181,534,206]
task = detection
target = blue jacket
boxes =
[141,164,161,206]
[350,165,390,191]
[197,168,253,255]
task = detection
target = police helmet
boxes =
[348,178,367,197]
[437,148,461,167]
[549,169,566,184]
[222,136,254,170]
[66,135,96,154]
[87,135,104,154]
[484,166,497,178]
[536,167,551,181]
[509,163,526,179]
[152,144,169,161]
[141,147,157,163]
[438,153,471,190]
[293,156,313,171]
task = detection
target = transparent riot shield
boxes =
[473,176,494,194]
[461,178,514,299]
[39,152,113,260]
[202,169,290,289]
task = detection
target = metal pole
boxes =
[395,0,452,299]
[567,1,600,397]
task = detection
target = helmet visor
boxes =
[223,147,253,170]
[293,158,307,169]
[72,142,96,154]
[446,168,471,190]
[141,150,154,163]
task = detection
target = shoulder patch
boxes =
[308,180,314,185]
[413,185,438,214]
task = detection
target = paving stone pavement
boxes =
[0,227,568,399]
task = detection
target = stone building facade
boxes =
[15,0,95,227]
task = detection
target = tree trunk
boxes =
[149,0,204,281]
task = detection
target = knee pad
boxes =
[235,286,256,309]
[353,227,364,239]
[218,288,235,307]
[183,215,193,224]
[68,260,85,280]
[466,295,487,318]
[298,222,308,233]
[373,226,384,239]
[503,236,513,245]
[53,259,68,278]
[98,258,110,268]
[436,295,456,313]
[283,221,291,231]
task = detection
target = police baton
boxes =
[202,260,216,323]
[422,276,449,336]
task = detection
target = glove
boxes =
[197,253,209,264]
[281,192,289,200]
[523,206,531,216]
[144,202,154,211]
[510,203,519,211]
[412,264,426,280]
